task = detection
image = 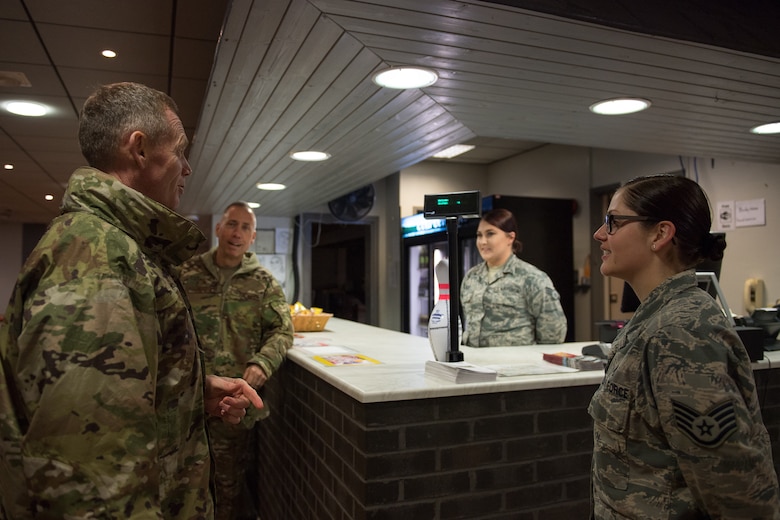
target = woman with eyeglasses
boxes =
[589,174,780,518]
[460,208,567,347]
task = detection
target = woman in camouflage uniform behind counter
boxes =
[461,208,567,346]
[589,174,780,518]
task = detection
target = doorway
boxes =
[589,184,628,338]
[302,214,378,325]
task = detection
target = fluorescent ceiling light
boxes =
[750,122,780,135]
[3,164,13,170]
[247,202,261,208]
[432,144,476,159]
[256,183,286,191]
[589,98,651,115]
[372,67,438,89]
[4,101,48,116]
[290,150,330,161]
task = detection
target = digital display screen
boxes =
[423,190,481,218]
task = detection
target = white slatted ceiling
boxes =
[180,0,780,217]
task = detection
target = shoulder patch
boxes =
[671,399,737,448]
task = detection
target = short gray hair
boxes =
[78,82,179,171]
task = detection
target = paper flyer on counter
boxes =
[312,353,381,366]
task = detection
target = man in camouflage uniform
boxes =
[180,202,293,520]
[0,82,261,519]
[461,253,567,346]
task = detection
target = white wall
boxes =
[400,161,489,217]
[590,148,683,186]
[375,174,401,330]
[687,158,780,314]
[589,149,780,315]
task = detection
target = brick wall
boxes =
[256,362,595,519]
[255,362,780,520]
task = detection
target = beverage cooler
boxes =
[402,194,575,341]
[401,213,480,337]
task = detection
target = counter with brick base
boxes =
[253,318,780,520]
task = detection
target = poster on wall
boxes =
[254,229,275,254]
[735,198,765,228]
[715,201,734,231]
[257,254,286,289]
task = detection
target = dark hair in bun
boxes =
[619,174,726,267]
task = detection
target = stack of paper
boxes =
[425,360,498,383]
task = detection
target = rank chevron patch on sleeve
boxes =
[671,399,737,448]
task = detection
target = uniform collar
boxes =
[61,167,206,266]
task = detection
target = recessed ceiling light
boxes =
[256,183,286,191]
[290,150,330,161]
[589,98,651,115]
[4,101,48,117]
[432,144,476,159]
[247,202,261,208]
[750,122,780,135]
[3,164,13,170]
[101,49,117,58]
[44,194,54,201]
[372,66,438,89]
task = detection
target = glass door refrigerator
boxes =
[401,213,480,337]
[401,213,449,337]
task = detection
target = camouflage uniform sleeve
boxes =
[2,273,162,518]
[0,314,26,518]
[248,274,293,379]
[526,275,567,344]
[649,325,780,517]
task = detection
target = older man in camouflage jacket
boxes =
[0,83,261,519]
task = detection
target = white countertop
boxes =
[287,318,597,403]
[287,318,780,404]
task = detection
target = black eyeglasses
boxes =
[604,214,658,235]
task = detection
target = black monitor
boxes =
[620,282,641,313]
[619,233,725,313]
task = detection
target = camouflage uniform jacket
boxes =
[0,167,212,519]
[460,254,566,346]
[180,250,292,423]
[589,270,780,519]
